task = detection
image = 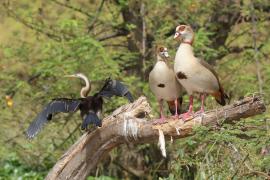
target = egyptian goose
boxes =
[174,25,228,119]
[149,46,183,124]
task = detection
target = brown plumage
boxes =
[198,59,228,105]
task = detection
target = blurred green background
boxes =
[0,0,269,179]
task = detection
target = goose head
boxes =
[174,25,194,44]
[156,46,170,61]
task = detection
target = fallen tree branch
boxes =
[45,95,266,180]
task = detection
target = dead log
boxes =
[45,95,266,180]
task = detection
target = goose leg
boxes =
[153,99,167,124]
[195,94,205,115]
[180,95,194,121]
[172,98,179,119]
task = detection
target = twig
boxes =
[226,28,249,47]
[113,161,146,178]
[87,0,106,31]
[140,2,146,79]
[103,44,128,48]
[241,170,270,179]
[50,0,94,18]
[55,123,81,150]
[250,2,263,95]
[2,3,62,41]
[97,29,128,41]
[230,153,249,179]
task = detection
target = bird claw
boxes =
[180,112,194,121]
[153,118,168,125]
[171,114,179,120]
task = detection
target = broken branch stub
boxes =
[46,95,265,180]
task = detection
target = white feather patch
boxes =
[158,129,166,158]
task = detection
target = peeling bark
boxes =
[46,95,266,180]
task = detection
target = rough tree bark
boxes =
[46,95,266,180]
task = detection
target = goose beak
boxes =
[164,52,170,58]
[174,32,180,39]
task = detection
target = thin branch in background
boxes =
[97,29,128,41]
[226,142,268,179]
[230,153,249,179]
[152,159,165,175]
[266,118,269,133]
[50,0,94,18]
[113,161,146,178]
[250,2,263,95]
[241,171,270,179]
[228,143,252,170]
[55,123,80,150]
[61,114,76,128]
[205,153,214,179]
[27,73,41,84]
[2,2,62,41]
[103,43,128,48]
[216,43,264,61]
[140,2,146,80]
[87,0,105,32]
[4,134,22,144]
[226,28,250,47]
[3,1,126,43]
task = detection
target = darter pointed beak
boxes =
[64,74,77,78]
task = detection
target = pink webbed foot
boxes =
[153,118,168,125]
[180,111,194,121]
[153,99,168,125]
[171,114,179,120]
[179,95,194,121]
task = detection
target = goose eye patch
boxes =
[179,26,185,31]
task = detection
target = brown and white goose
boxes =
[173,25,228,120]
[149,46,183,124]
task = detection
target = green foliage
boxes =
[193,28,218,61]
[0,0,269,179]
[0,154,45,180]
